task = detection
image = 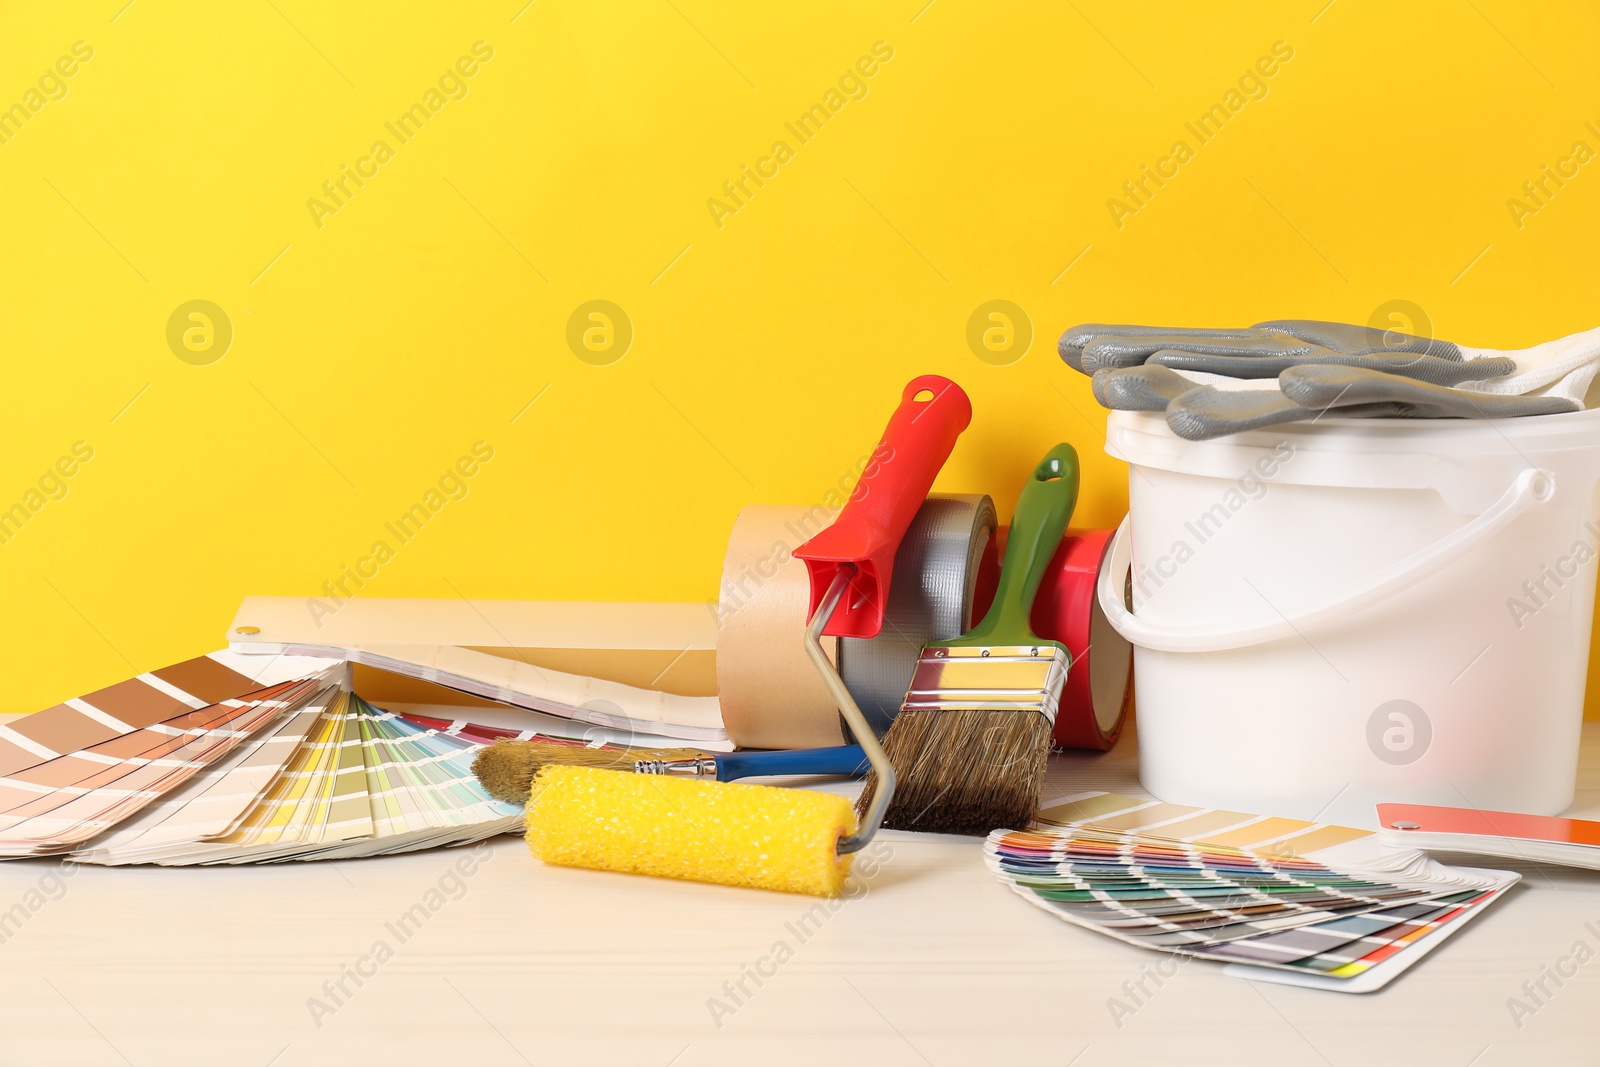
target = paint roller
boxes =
[523,376,973,895]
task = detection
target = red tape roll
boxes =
[985,527,1131,751]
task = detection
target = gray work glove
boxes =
[1060,320,1516,384]
[1062,318,1600,441]
[1093,363,1578,442]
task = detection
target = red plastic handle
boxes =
[794,375,972,638]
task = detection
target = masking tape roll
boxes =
[716,497,998,749]
[839,494,998,737]
[716,505,849,749]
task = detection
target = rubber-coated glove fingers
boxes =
[1254,320,1461,359]
[1060,320,1517,385]
[1093,366,1356,440]
[1149,343,1515,386]
[1163,384,1434,442]
[1279,365,1581,418]
[1060,319,1452,369]
[1059,325,1266,372]
[1092,364,1579,442]
[1089,364,1195,411]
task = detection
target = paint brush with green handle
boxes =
[857,442,1079,835]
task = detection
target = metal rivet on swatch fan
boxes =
[234,626,261,635]
[1389,821,1422,830]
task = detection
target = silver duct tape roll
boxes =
[839,494,997,737]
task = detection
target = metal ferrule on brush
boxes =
[900,645,1069,726]
[634,756,719,777]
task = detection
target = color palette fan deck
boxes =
[0,652,522,864]
[987,792,1518,992]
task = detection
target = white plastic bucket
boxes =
[1098,408,1600,828]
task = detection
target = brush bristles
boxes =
[857,710,1053,835]
[470,739,704,804]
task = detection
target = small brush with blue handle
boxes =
[637,746,868,780]
[471,737,867,804]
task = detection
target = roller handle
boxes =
[955,443,1079,648]
[716,745,869,782]
[795,375,972,638]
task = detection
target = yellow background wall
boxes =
[4,1,1600,715]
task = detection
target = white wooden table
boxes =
[1,717,1596,1067]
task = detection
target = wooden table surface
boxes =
[1,716,1597,1067]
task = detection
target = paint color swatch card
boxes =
[68,686,344,863]
[1216,871,1513,993]
[223,596,730,748]
[0,650,333,778]
[1377,802,1600,870]
[987,793,1518,992]
[71,692,522,865]
[372,693,715,751]
[0,652,343,856]
[233,642,733,749]
[0,651,526,864]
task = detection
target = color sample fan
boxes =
[986,792,1519,992]
[72,691,522,865]
[0,651,524,864]
[0,664,337,857]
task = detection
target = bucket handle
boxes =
[1098,467,1557,654]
